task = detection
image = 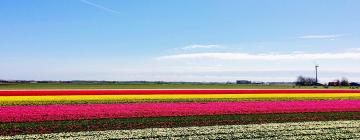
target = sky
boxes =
[1,0,360,82]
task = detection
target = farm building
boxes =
[236,80,251,84]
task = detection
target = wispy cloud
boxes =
[298,34,344,39]
[80,0,121,15]
[157,52,360,61]
[348,48,360,52]
[181,44,222,50]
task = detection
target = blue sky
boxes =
[1,0,360,82]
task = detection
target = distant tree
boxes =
[340,77,350,86]
[295,76,306,86]
[295,76,317,86]
[305,77,317,86]
[334,79,341,86]
[329,79,341,86]
[328,82,335,86]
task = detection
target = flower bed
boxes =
[1,100,360,122]
[2,112,360,136]
[2,89,360,138]
[1,93,360,106]
[3,120,360,139]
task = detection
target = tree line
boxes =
[295,76,354,86]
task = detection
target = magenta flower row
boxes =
[1,100,360,122]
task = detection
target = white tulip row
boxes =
[2,120,360,140]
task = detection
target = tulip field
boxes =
[1,89,360,139]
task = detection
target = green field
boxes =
[0,83,356,89]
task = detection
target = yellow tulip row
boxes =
[1,93,360,106]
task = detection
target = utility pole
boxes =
[315,65,319,84]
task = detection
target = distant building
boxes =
[350,82,360,86]
[252,81,265,84]
[236,80,251,84]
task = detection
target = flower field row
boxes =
[1,100,360,123]
[2,112,359,136]
[1,93,360,106]
[1,89,360,137]
[1,89,360,96]
[2,120,360,139]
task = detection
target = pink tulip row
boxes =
[1,100,360,123]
